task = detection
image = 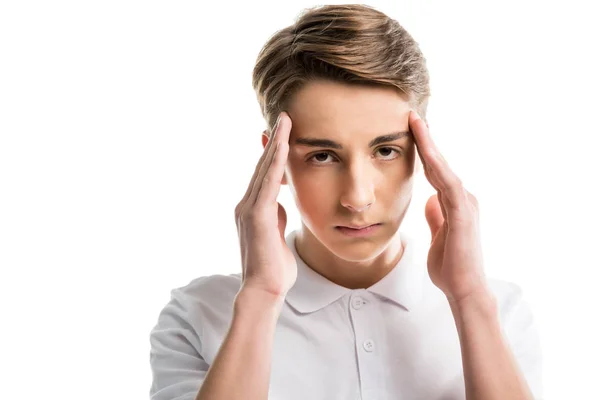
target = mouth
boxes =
[335,223,382,237]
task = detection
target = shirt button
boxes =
[352,297,366,310]
[363,339,375,352]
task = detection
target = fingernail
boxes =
[412,110,421,120]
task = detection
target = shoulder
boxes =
[154,273,243,340]
[486,278,544,397]
[485,278,538,330]
[486,278,528,310]
[170,272,243,316]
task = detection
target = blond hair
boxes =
[252,4,431,135]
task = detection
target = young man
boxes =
[149,5,543,400]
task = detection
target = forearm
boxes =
[449,288,533,400]
[195,288,284,400]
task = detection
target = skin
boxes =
[262,79,422,289]
[195,78,533,400]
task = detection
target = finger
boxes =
[409,111,467,212]
[410,111,442,188]
[248,112,290,206]
[435,191,445,221]
[415,138,441,189]
[255,119,291,205]
[238,112,283,210]
[412,119,442,190]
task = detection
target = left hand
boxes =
[409,110,488,304]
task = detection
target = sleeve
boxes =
[503,284,545,400]
[149,289,209,400]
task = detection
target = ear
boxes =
[262,130,288,185]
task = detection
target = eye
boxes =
[307,152,337,165]
[306,147,402,165]
[375,147,401,160]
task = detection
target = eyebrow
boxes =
[294,131,411,149]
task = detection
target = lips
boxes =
[335,223,382,237]
[337,223,380,230]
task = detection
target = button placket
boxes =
[352,296,367,310]
[349,291,380,398]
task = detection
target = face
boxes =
[263,79,422,263]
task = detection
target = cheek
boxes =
[288,163,337,214]
[375,161,408,183]
[374,164,415,207]
[288,159,335,187]
[388,178,415,210]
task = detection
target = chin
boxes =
[334,242,390,263]
[324,225,393,262]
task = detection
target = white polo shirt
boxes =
[149,229,544,400]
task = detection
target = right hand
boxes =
[234,111,297,299]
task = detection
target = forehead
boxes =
[287,80,411,138]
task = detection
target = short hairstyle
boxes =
[252,4,431,135]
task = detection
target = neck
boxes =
[294,225,405,289]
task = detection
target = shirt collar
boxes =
[284,229,427,314]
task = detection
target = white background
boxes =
[1,1,598,399]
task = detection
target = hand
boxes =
[234,112,297,299]
[409,110,488,304]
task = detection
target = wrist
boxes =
[234,286,285,320]
[448,286,498,319]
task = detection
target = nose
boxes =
[339,164,375,213]
[344,202,372,212]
